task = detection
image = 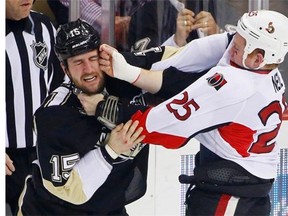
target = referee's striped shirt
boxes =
[6,11,64,149]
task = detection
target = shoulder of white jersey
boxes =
[151,32,232,72]
[158,32,233,62]
[41,82,73,108]
[206,66,255,101]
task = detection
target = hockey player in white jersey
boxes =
[99,10,288,215]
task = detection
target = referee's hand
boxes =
[6,153,15,175]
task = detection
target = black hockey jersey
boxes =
[18,83,149,215]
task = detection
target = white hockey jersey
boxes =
[132,45,287,179]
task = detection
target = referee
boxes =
[5,0,64,214]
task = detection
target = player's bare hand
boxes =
[78,93,104,115]
[99,44,117,77]
[6,153,15,175]
[108,120,145,155]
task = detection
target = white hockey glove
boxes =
[111,51,141,83]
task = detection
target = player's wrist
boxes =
[125,64,141,84]
[112,51,141,83]
[105,144,119,159]
[174,33,187,47]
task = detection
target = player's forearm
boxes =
[101,46,164,93]
[133,69,163,94]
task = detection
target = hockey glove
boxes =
[96,95,120,130]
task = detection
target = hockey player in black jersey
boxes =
[17,19,149,216]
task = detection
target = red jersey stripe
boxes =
[215,194,232,216]
[131,109,186,149]
[218,123,256,157]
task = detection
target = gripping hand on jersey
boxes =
[107,120,145,156]
[99,44,141,83]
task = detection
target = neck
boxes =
[230,61,273,74]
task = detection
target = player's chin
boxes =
[82,85,104,95]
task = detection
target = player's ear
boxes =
[253,51,265,68]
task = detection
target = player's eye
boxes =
[90,56,99,61]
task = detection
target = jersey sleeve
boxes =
[151,32,231,72]
[34,104,116,201]
[122,46,168,69]
[155,66,208,100]
[131,66,255,149]
[121,32,230,71]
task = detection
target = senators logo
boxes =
[207,73,227,90]
[265,22,275,34]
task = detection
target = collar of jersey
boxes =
[230,60,272,74]
[6,16,33,35]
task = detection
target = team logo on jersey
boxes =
[130,93,146,105]
[207,73,227,90]
[30,41,48,70]
[131,37,151,52]
[134,46,162,56]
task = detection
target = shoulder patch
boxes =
[43,85,72,107]
[207,73,227,90]
[133,46,162,56]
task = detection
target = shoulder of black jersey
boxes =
[123,46,165,69]
[40,83,78,108]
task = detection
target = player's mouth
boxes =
[83,76,97,82]
[21,2,32,7]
